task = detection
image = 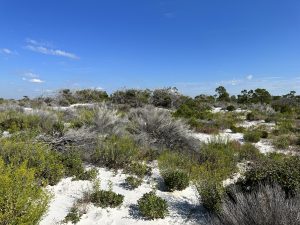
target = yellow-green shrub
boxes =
[0,139,64,185]
[0,159,49,225]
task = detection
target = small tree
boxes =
[215,86,230,102]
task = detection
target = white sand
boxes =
[40,162,204,225]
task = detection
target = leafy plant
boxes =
[162,170,189,191]
[0,159,49,225]
[137,191,168,219]
[125,176,143,189]
[243,130,261,143]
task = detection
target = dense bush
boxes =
[226,105,235,111]
[210,184,300,225]
[0,139,64,185]
[197,179,224,212]
[151,87,183,108]
[272,135,291,149]
[137,191,168,219]
[125,161,149,178]
[162,170,189,191]
[64,206,82,224]
[111,89,151,107]
[0,159,49,225]
[237,154,300,195]
[90,186,124,208]
[125,176,143,189]
[239,143,262,161]
[199,139,240,180]
[243,130,261,143]
[158,150,199,180]
[92,135,140,169]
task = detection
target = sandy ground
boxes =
[40,162,205,225]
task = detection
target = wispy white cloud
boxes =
[0,48,17,55]
[22,72,45,84]
[25,39,79,60]
[28,78,44,83]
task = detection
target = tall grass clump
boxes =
[128,106,199,153]
[209,184,300,225]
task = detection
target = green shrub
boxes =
[260,130,269,138]
[239,143,262,161]
[0,139,64,185]
[92,135,140,169]
[230,125,244,133]
[246,112,260,121]
[125,161,149,178]
[199,139,240,180]
[158,151,198,180]
[197,179,224,212]
[243,130,261,143]
[125,176,143,189]
[61,151,85,178]
[137,191,168,219]
[162,170,189,191]
[272,135,290,149]
[226,105,235,111]
[237,154,300,195]
[90,181,124,208]
[76,168,98,181]
[64,206,81,224]
[0,159,49,225]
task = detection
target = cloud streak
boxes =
[22,72,45,84]
[0,48,17,55]
[25,39,79,60]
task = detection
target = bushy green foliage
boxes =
[173,98,212,120]
[239,143,262,161]
[92,135,141,169]
[197,179,224,212]
[90,182,124,208]
[0,111,64,135]
[243,130,261,143]
[238,154,300,195]
[125,176,143,189]
[64,206,82,224]
[61,151,98,181]
[226,105,235,111]
[0,139,64,185]
[125,161,149,178]
[137,191,168,219]
[199,139,240,180]
[230,125,244,133]
[158,150,198,180]
[272,135,291,149]
[111,89,151,107]
[162,170,189,191]
[246,112,258,121]
[0,159,49,225]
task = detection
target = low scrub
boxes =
[237,154,300,195]
[0,139,64,185]
[243,130,261,143]
[137,191,168,219]
[90,181,124,208]
[162,170,189,191]
[0,159,49,225]
[125,176,143,189]
[92,135,140,169]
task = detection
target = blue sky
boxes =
[1,0,300,98]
